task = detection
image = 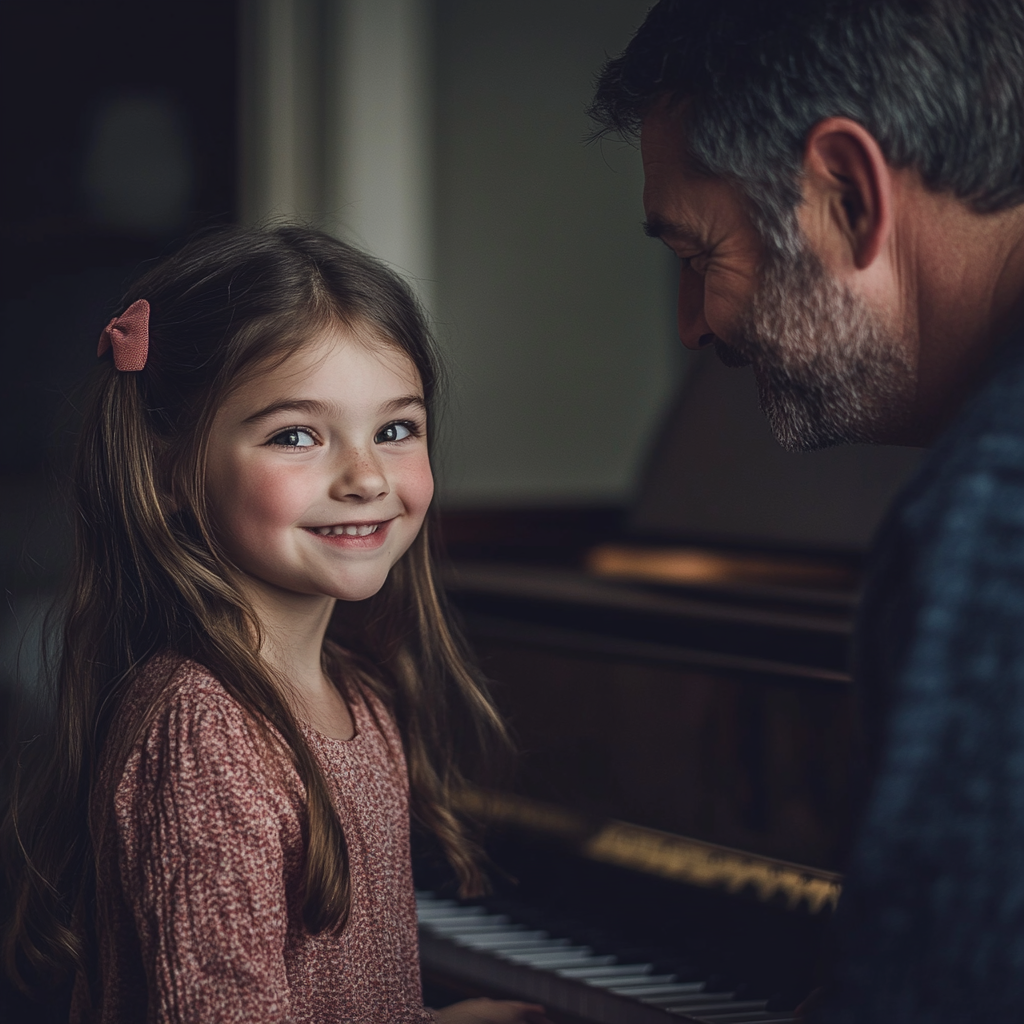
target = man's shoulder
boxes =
[890,328,1024,540]
[859,327,1024,686]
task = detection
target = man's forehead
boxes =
[641,103,749,248]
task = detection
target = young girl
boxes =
[3,227,549,1023]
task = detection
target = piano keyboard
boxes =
[417,892,801,1024]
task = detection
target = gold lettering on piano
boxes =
[460,787,842,915]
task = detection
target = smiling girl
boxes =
[2,227,547,1024]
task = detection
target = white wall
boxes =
[238,0,680,508]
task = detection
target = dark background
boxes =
[1,4,237,1016]
[1,0,237,474]
[0,0,238,676]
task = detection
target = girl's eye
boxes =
[269,427,316,448]
[375,421,414,444]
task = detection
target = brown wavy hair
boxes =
[2,225,508,994]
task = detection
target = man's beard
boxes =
[715,243,915,451]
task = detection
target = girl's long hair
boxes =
[2,225,508,992]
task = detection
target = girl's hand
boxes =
[430,997,554,1023]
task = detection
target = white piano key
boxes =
[607,980,702,997]
[673,1000,767,1015]
[655,987,745,1003]
[454,931,552,949]
[492,943,578,958]
[501,944,589,960]
[503,947,596,966]
[417,906,490,922]
[556,962,655,980]
[424,918,515,935]
[586,972,678,989]
[545,953,618,970]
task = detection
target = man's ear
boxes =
[799,117,893,271]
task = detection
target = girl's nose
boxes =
[330,449,390,501]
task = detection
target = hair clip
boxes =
[97,299,150,371]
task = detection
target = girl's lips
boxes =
[305,518,393,550]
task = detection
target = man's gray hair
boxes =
[590,0,1024,254]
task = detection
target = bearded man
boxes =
[591,1,1024,1020]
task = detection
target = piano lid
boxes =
[629,352,924,552]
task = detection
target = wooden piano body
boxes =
[417,358,922,1022]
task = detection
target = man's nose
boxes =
[677,265,714,350]
[330,448,389,501]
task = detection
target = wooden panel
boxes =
[476,638,857,871]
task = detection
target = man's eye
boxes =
[375,421,414,444]
[269,428,316,448]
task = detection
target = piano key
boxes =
[584,972,672,988]
[672,1000,767,1015]
[417,908,491,923]
[503,947,597,966]
[449,931,552,949]
[492,944,578,958]
[509,950,614,966]
[557,962,656,980]
[658,991,743,1008]
[551,954,619,969]
[427,919,516,935]
[608,982,707,998]
[416,900,482,912]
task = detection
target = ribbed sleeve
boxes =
[118,692,295,1022]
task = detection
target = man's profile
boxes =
[592,1,1024,1020]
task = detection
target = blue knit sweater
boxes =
[820,327,1024,1021]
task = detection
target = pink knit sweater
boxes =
[71,653,433,1023]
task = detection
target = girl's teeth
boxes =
[315,524,380,537]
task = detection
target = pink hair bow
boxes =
[97,299,150,371]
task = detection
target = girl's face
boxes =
[204,323,434,607]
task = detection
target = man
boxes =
[590,1,1024,1020]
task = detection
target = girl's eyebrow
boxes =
[380,394,427,416]
[243,395,426,424]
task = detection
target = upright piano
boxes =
[417,356,923,1023]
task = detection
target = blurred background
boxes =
[0,0,679,716]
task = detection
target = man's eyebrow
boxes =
[642,216,704,246]
[243,394,426,424]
